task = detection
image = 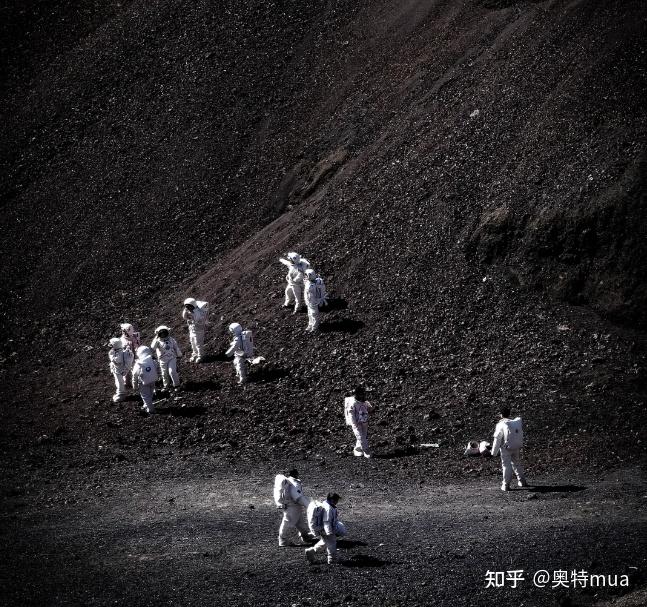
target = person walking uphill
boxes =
[491,406,528,491]
[182,298,208,362]
[344,386,373,458]
[279,252,310,313]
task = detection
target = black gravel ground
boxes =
[1,1,646,605]
[1,461,646,607]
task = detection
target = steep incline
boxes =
[1,0,360,346]
[1,1,646,475]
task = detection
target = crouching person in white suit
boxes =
[305,492,347,565]
[151,325,182,391]
[275,469,317,547]
[182,298,208,362]
[108,338,134,402]
[491,406,528,491]
[132,346,159,415]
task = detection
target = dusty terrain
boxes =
[2,460,646,607]
[1,0,646,605]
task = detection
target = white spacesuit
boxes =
[182,298,208,362]
[344,389,373,458]
[120,323,141,354]
[275,470,315,547]
[132,345,160,415]
[151,325,182,390]
[279,252,310,313]
[108,337,134,402]
[305,494,347,565]
[120,323,141,387]
[491,412,528,491]
[463,440,492,456]
[303,269,324,332]
[225,322,247,384]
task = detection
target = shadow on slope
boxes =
[182,380,222,393]
[319,319,365,334]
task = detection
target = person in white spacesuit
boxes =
[274,468,317,547]
[225,322,249,384]
[305,492,347,565]
[132,345,160,415]
[120,323,141,354]
[182,298,208,362]
[120,322,141,387]
[279,252,310,313]
[108,337,134,402]
[150,325,182,392]
[491,406,528,491]
[344,386,373,458]
[303,269,327,332]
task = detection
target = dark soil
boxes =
[1,461,646,607]
[1,1,646,605]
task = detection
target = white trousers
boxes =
[310,524,346,563]
[112,370,127,401]
[351,422,369,454]
[306,305,320,331]
[139,384,156,413]
[278,505,311,545]
[284,284,304,311]
[500,448,526,486]
[312,534,338,563]
[233,355,247,383]
[160,358,180,388]
[189,327,205,359]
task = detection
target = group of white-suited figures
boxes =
[278,401,528,565]
[107,251,528,564]
[107,252,327,414]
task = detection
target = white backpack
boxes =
[195,301,209,325]
[273,474,291,507]
[307,500,325,534]
[356,401,370,423]
[503,417,524,450]
[138,359,158,386]
[241,330,254,358]
[344,397,355,426]
[314,276,328,306]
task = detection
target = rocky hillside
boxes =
[1,0,646,475]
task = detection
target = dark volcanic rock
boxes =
[0,0,646,500]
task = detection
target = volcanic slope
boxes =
[1,1,646,482]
